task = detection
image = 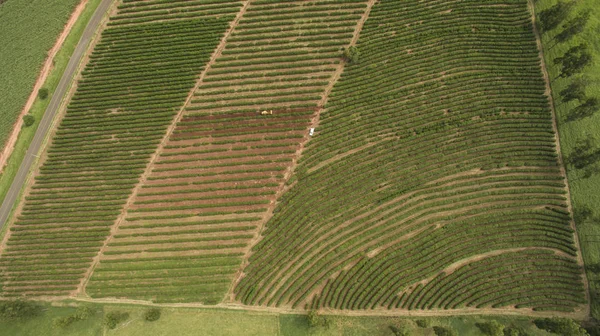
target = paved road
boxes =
[0,0,114,228]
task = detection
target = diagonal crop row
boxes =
[0,0,244,298]
[84,0,372,304]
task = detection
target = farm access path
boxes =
[0,0,114,230]
[65,296,588,320]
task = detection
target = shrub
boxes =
[53,306,95,329]
[476,320,505,336]
[306,310,328,328]
[503,325,530,336]
[74,306,93,320]
[0,300,42,320]
[38,88,48,100]
[144,308,161,322]
[433,326,457,336]
[533,317,589,336]
[53,315,77,329]
[389,324,411,336]
[23,114,35,127]
[416,319,431,328]
[104,311,130,329]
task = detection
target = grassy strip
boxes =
[534,0,600,319]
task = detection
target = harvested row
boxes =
[85,0,371,303]
[234,0,586,312]
[0,1,243,298]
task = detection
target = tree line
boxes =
[539,1,597,123]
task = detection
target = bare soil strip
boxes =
[227,0,378,302]
[526,0,590,317]
[0,0,88,173]
[76,0,252,297]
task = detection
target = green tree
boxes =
[566,98,599,122]
[554,44,593,78]
[477,321,505,336]
[341,46,360,64]
[144,308,161,322]
[560,79,587,103]
[538,1,575,32]
[565,135,600,170]
[534,317,589,336]
[38,88,48,100]
[23,114,35,127]
[555,12,590,43]
[574,204,594,224]
[586,262,600,274]
[0,300,42,320]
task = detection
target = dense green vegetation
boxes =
[0,0,80,150]
[235,0,586,312]
[535,0,600,319]
[86,0,370,304]
[0,0,241,298]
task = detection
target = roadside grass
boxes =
[0,0,103,211]
[0,0,80,151]
[0,302,553,336]
[534,0,600,318]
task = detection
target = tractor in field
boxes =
[260,110,273,115]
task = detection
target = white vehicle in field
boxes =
[309,128,315,136]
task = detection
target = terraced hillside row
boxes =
[86,0,371,304]
[234,0,587,312]
[0,0,243,298]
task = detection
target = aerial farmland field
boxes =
[0,0,598,334]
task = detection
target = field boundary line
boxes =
[76,0,252,297]
[0,0,88,174]
[526,0,591,317]
[60,296,587,319]
[227,0,378,303]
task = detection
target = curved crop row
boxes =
[233,0,586,313]
[0,0,243,298]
